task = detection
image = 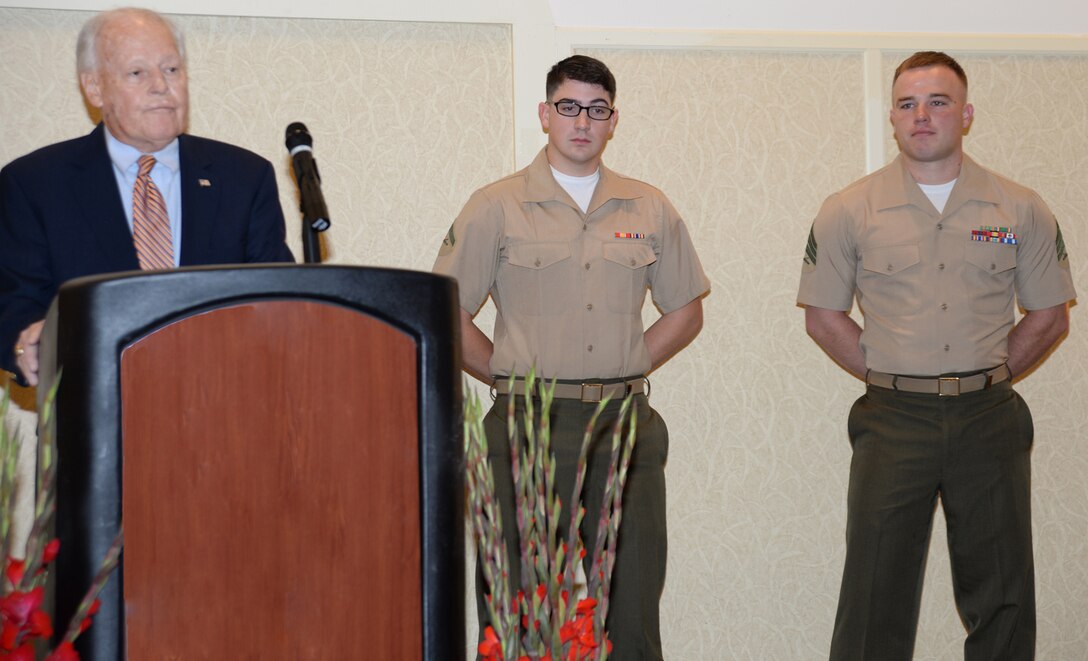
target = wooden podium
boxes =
[37,265,464,660]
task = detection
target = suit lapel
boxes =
[70,124,140,270]
[178,135,221,265]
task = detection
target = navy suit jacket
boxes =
[0,123,295,375]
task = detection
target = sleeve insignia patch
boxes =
[804,225,818,266]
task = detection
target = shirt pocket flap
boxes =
[964,241,1017,274]
[602,242,657,270]
[861,244,920,276]
[506,242,571,270]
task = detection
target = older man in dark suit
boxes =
[0,7,294,387]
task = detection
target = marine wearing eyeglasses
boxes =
[434,55,709,660]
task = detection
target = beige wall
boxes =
[3,8,1087,659]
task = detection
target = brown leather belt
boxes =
[866,364,1011,396]
[493,377,647,403]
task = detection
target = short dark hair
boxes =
[893,51,968,93]
[546,55,617,102]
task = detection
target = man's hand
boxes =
[14,320,44,387]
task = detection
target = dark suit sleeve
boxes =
[245,160,295,263]
[0,163,55,375]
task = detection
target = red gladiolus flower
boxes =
[41,540,61,565]
[3,560,24,588]
[28,609,52,638]
[44,642,79,661]
[0,586,52,653]
[3,642,35,661]
[77,599,104,635]
[0,587,44,627]
[1,620,20,651]
[575,598,596,616]
[559,620,577,644]
[557,598,604,660]
[576,625,596,648]
[478,625,502,661]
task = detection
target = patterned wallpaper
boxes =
[3,7,1087,659]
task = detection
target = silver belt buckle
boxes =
[938,376,961,396]
[581,383,604,403]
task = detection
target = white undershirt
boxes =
[918,179,957,214]
[551,166,600,214]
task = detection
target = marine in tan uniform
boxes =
[434,55,709,659]
[798,51,1075,660]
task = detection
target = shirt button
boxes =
[944,344,950,352]
[990,263,997,270]
[630,259,637,266]
[937,223,944,230]
[938,263,946,270]
[534,258,541,267]
[941,303,948,310]
[586,303,593,311]
[583,224,587,231]
[584,263,591,270]
[587,345,594,352]
[886,264,894,272]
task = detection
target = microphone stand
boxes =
[295,168,327,264]
[301,217,322,264]
[285,122,330,264]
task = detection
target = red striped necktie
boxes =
[132,154,174,270]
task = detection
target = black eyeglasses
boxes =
[551,102,615,121]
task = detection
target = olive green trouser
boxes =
[832,381,1035,661]
[476,392,669,661]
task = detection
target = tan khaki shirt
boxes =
[798,154,1075,375]
[434,148,710,379]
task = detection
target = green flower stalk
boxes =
[1,377,125,657]
[465,370,638,661]
[0,385,18,561]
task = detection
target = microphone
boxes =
[285,122,331,233]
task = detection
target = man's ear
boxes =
[80,71,104,109]
[962,102,974,132]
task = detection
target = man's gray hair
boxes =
[76,7,186,74]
